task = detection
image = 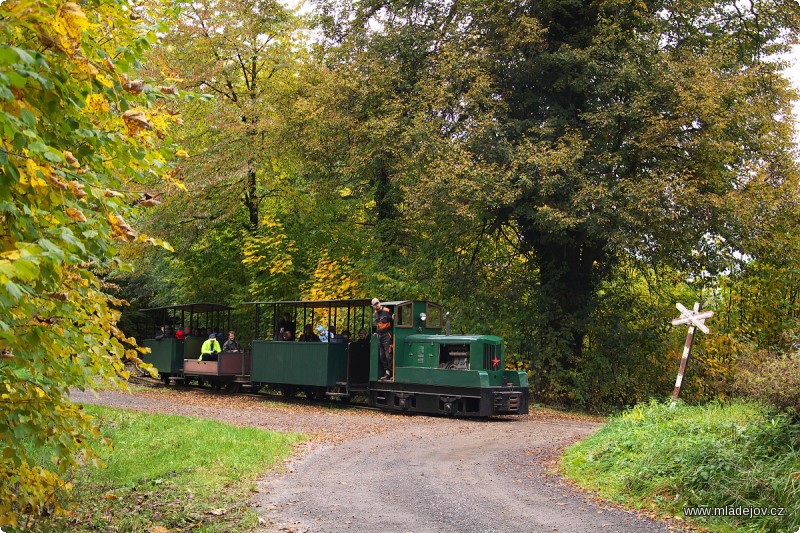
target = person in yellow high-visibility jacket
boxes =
[199,333,221,361]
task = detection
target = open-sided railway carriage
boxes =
[248,299,374,401]
[140,303,250,390]
[140,299,529,416]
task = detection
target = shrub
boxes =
[733,351,800,414]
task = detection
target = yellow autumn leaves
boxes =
[54,2,89,50]
[304,252,360,301]
[84,93,109,114]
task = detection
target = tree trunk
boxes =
[527,232,607,369]
[373,156,397,244]
[244,165,259,232]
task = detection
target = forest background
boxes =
[112,0,800,413]
[2,0,800,524]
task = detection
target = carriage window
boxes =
[396,303,413,328]
[425,303,443,328]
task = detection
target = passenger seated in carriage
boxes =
[276,313,297,340]
[330,326,348,344]
[316,325,332,342]
[199,333,221,361]
[299,324,321,342]
[222,330,240,352]
[353,328,369,345]
[154,325,172,340]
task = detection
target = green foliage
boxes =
[141,0,303,232]
[520,260,701,410]
[242,215,299,301]
[0,0,182,525]
[27,404,303,532]
[308,0,800,390]
[563,400,800,532]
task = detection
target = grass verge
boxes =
[562,400,800,532]
[27,404,304,532]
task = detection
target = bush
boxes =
[733,351,800,414]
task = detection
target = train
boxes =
[140,299,529,417]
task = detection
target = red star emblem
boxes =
[491,356,500,369]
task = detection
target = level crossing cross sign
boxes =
[671,303,714,334]
[670,302,714,406]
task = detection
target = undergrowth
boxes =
[562,400,800,532]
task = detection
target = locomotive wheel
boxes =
[196,378,205,388]
[304,387,318,400]
[161,374,170,386]
[280,385,298,398]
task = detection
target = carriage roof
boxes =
[140,302,234,313]
[242,299,416,308]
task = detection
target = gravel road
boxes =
[71,386,681,533]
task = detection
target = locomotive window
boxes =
[396,303,413,328]
[425,303,442,329]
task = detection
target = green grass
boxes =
[562,400,800,532]
[27,405,304,532]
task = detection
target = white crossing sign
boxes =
[670,302,714,406]
[671,303,714,334]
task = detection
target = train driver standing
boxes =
[199,333,221,361]
[372,298,394,381]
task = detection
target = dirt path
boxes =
[72,387,680,533]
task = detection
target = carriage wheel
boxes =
[280,385,298,398]
[161,374,171,386]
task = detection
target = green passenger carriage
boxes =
[247,299,373,400]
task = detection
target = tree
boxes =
[0,0,180,524]
[146,0,303,233]
[310,0,800,399]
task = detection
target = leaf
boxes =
[20,108,37,127]
[6,70,27,89]
[11,46,34,65]
[0,46,20,66]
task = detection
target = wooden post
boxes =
[670,302,714,407]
